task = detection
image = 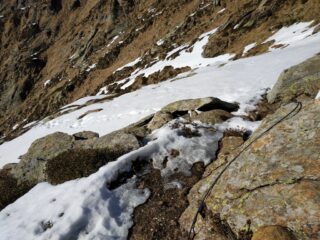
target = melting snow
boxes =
[243,42,256,55]
[217,8,226,14]
[85,63,97,72]
[44,79,51,87]
[265,21,315,49]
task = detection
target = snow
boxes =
[217,8,226,14]
[116,57,141,72]
[156,39,164,46]
[243,42,256,55]
[106,35,119,48]
[0,21,320,240]
[316,91,320,100]
[0,115,258,240]
[115,28,232,89]
[150,120,223,177]
[0,151,150,240]
[12,124,19,130]
[85,63,96,72]
[61,95,107,109]
[1,23,320,169]
[44,79,51,87]
[265,21,315,49]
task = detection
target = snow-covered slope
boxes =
[0,22,320,240]
[0,22,319,169]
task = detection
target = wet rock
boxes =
[147,112,173,131]
[161,97,239,114]
[267,55,320,104]
[252,226,296,240]
[191,109,233,125]
[181,100,320,239]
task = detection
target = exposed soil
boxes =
[129,162,205,240]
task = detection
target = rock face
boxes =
[268,54,320,104]
[11,131,140,186]
[180,100,320,240]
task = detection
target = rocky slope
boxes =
[0,0,319,141]
[0,1,320,240]
[180,55,320,240]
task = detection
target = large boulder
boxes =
[180,100,320,239]
[267,54,320,104]
[0,167,29,211]
[11,130,140,185]
[147,111,173,131]
[161,97,239,114]
[191,109,233,125]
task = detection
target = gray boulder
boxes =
[161,97,239,114]
[191,109,233,125]
[268,54,320,104]
[11,130,139,185]
[147,112,173,131]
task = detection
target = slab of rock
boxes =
[147,112,173,131]
[161,97,239,114]
[11,130,140,186]
[180,100,320,239]
[191,109,233,125]
[267,54,320,104]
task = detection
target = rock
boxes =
[73,131,99,140]
[181,100,320,239]
[161,97,239,114]
[122,114,154,138]
[0,169,29,211]
[252,226,295,240]
[267,55,320,104]
[147,112,173,131]
[180,135,244,240]
[191,109,233,125]
[11,131,140,186]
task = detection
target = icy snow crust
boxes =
[0,22,320,239]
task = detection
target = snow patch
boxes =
[217,8,226,14]
[86,63,96,72]
[265,22,315,49]
[44,79,51,87]
[243,43,256,55]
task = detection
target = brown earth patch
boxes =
[129,162,205,240]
